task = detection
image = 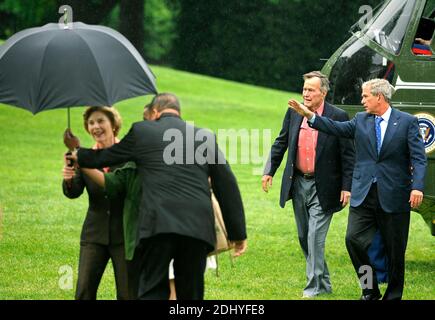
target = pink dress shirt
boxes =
[295,102,324,174]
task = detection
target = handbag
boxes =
[208,192,234,256]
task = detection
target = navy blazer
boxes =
[265,102,355,213]
[310,107,427,213]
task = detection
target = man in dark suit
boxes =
[289,78,427,300]
[262,71,354,298]
[68,93,247,300]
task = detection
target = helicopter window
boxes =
[352,0,416,55]
[327,39,394,106]
[412,1,434,55]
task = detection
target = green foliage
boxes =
[101,4,120,29]
[0,0,57,38]
[0,0,385,91]
[0,65,434,300]
[95,0,178,63]
[143,0,179,62]
[173,0,382,91]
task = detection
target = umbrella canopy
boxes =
[0,22,157,114]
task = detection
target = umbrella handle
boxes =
[67,106,70,129]
[58,5,73,29]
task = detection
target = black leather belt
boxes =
[295,169,315,180]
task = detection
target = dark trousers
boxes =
[345,184,410,300]
[136,233,209,300]
[126,249,143,300]
[75,242,130,300]
[368,230,388,283]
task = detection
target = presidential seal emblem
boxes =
[415,113,435,154]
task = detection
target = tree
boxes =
[120,0,145,56]
[0,0,118,38]
[0,0,57,37]
[172,0,382,91]
[55,0,118,25]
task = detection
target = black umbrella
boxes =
[0,21,157,127]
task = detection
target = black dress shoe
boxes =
[360,292,382,300]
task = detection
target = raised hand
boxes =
[288,99,314,119]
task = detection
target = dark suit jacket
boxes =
[63,166,125,245]
[77,113,246,251]
[310,107,427,213]
[265,102,354,213]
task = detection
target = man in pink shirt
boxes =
[262,71,354,298]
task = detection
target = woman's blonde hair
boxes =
[83,106,122,137]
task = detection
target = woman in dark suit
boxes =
[62,106,129,300]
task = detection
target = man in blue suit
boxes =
[288,79,427,300]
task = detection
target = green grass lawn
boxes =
[0,65,433,300]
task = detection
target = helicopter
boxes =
[321,0,435,235]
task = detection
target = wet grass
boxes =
[0,65,433,300]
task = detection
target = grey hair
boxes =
[362,79,395,103]
[150,92,180,112]
[303,71,330,93]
